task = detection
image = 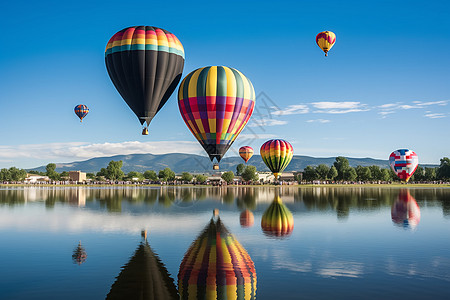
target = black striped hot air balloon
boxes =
[105,26,185,135]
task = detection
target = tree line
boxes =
[299,156,450,183]
[2,156,449,184]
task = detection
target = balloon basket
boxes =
[213,164,219,170]
[142,128,149,135]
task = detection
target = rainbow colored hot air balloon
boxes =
[240,209,254,228]
[391,189,421,230]
[389,149,419,182]
[74,104,89,122]
[178,66,255,164]
[316,31,336,56]
[239,146,254,163]
[261,196,294,237]
[260,139,294,179]
[178,217,257,300]
[105,26,185,134]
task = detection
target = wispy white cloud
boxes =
[306,119,331,123]
[248,118,288,127]
[0,141,204,163]
[316,261,364,278]
[425,113,446,119]
[272,104,309,116]
[378,100,448,118]
[311,102,369,114]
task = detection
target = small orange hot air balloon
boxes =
[239,146,254,163]
[316,31,336,56]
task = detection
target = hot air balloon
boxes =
[107,236,178,300]
[105,26,185,135]
[261,196,294,237]
[316,31,336,56]
[239,146,254,163]
[260,139,294,179]
[389,149,419,182]
[178,66,255,167]
[72,241,87,265]
[74,104,89,122]
[178,216,257,300]
[391,189,421,230]
[240,209,255,227]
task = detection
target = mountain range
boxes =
[29,153,439,174]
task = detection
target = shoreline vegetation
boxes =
[1,183,450,188]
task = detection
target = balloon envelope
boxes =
[389,149,419,182]
[391,189,421,230]
[261,196,294,237]
[178,66,255,162]
[239,146,254,163]
[74,104,89,122]
[178,217,257,299]
[260,139,294,178]
[316,31,336,56]
[105,26,185,129]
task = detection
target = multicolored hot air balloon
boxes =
[74,104,89,122]
[178,217,257,300]
[316,31,336,56]
[260,139,294,179]
[239,146,254,163]
[178,66,255,165]
[240,209,255,227]
[261,196,294,237]
[391,189,421,230]
[389,149,419,182]
[105,26,185,135]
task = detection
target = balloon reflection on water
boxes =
[261,196,294,237]
[72,241,87,265]
[391,189,421,230]
[178,216,257,300]
[240,210,254,228]
[106,232,178,300]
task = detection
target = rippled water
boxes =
[1,186,450,299]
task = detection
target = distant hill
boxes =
[28,153,439,174]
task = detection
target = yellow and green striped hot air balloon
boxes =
[178,66,255,164]
[261,196,294,237]
[178,217,257,300]
[260,139,294,179]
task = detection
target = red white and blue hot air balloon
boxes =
[389,149,419,182]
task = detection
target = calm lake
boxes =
[1,186,449,300]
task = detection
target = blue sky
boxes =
[0,0,449,169]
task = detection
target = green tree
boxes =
[343,167,357,181]
[369,165,382,181]
[241,165,258,182]
[158,168,175,182]
[328,166,338,181]
[424,167,437,181]
[303,166,318,182]
[8,167,28,181]
[437,157,450,180]
[106,160,124,180]
[195,174,208,184]
[236,163,245,176]
[380,168,392,182]
[143,170,158,181]
[316,164,330,180]
[355,166,371,181]
[413,166,425,181]
[45,163,60,180]
[333,157,350,181]
[97,168,107,177]
[86,172,95,180]
[126,171,144,181]
[181,172,193,183]
[0,168,11,181]
[221,171,235,184]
